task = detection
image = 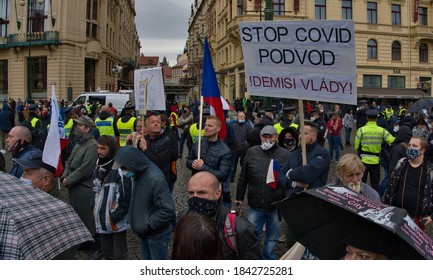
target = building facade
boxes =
[0,0,140,102]
[188,0,432,104]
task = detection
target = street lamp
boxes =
[112,65,123,92]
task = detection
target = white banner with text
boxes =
[240,20,357,105]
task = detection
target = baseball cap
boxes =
[260,125,277,135]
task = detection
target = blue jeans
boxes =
[179,130,187,156]
[139,223,172,260]
[247,208,281,260]
[328,135,341,161]
[345,127,352,144]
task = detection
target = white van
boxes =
[73,92,133,114]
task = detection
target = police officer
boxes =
[95,105,119,142]
[397,104,406,120]
[274,106,299,135]
[24,104,42,129]
[116,105,136,146]
[63,106,74,138]
[186,107,209,152]
[355,109,395,192]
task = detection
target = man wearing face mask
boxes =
[61,115,98,250]
[186,115,232,201]
[383,136,433,229]
[186,171,262,260]
[15,150,86,259]
[236,125,290,260]
[6,125,40,178]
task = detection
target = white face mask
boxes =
[261,140,275,150]
[393,126,399,132]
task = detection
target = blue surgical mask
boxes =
[122,170,135,178]
[20,177,34,185]
[406,147,420,160]
[238,119,245,123]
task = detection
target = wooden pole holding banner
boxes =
[298,99,307,165]
[140,78,149,137]
[197,96,204,160]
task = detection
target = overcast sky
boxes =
[135,0,193,66]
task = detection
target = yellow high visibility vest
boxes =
[354,121,395,164]
[64,118,73,138]
[117,117,136,146]
[189,123,205,143]
[95,117,115,136]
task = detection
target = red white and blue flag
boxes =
[42,85,68,177]
[202,37,227,140]
[266,159,280,189]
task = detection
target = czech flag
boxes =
[42,85,68,177]
[266,159,280,189]
[202,37,226,140]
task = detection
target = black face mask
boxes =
[188,196,219,218]
[11,140,28,157]
[284,139,294,147]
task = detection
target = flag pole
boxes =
[141,78,149,137]
[197,95,204,160]
[298,99,307,165]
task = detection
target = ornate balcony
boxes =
[6,30,60,47]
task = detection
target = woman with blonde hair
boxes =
[330,153,380,201]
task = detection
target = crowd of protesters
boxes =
[1,95,432,260]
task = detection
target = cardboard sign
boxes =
[134,67,166,111]
[240,20,357,105]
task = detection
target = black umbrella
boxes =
[408,98,433,113]
[279,186,433,260]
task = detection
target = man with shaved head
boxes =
[185,171,262,260]
[6,125,40,178]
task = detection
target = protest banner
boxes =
[240,20,357,105]
[134,67,166,112]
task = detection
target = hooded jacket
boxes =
[114,146,176,237]
[0,103,14,133]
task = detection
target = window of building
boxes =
[237,0,243,16]
[85,59,96,92]
[388,76,405,88]
[315,0,326,20]
[274,0,285,16]
[419,43,428,62]
[367,39,378,59]
[28,0,47,35]
[29,57,47,98]
[86,0,98,39]
[342,0,352,20]
[391,4,401,25]
[392,41,401,61]
[363,75,382,87]
[0,60,7,94]
[419,7,427,26]
[367,2,377,24]
[0,0,10,37]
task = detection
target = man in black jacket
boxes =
[186,115,231,183]
[186,171,262,260]
[236,125,290,260]
[137,114,172,184]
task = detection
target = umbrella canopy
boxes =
[279,186,433,260]
[408,98,433,113]
[0,172,93,260]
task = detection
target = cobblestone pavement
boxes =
[3,129,432,260]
